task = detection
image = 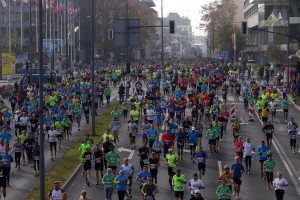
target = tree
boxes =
[200,0,246,61]
[1,30,22,53]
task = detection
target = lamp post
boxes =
[91,0,96,136]
[161,0,164,68]
[65,0,68,76]
[38,0,45,199]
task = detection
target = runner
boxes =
[188,173,205,199]
[206,124,218,155]
[216,179,231,200]
[262,121,274,149]
[148,152,159,184]
[187,127,198,162]
[13,137,22,171]
[288,125,297,154]
[231,156,245,199]
[48,181,64,200]
[114,169,130,200]
[82,147,92,186]
[172,169,186,200]
[33,140,40,177]
[120,158,135,199]
[48,125,58,161]
[93,144,104,185]
[106,145,121,176]
[257,141,270,179]
[141,175,158,200]
[161,130,175,158]
[218,165,233,191]
[273,171,288,200]
[165,148,178,191]
[243,137,255,175]
[136,165,152,192]
[263,154,276,189]
[231,119,240,143]
[195,146,208,179]
[102,168,115,200]
[234,136,244,162]
[281,96,289,122]
[175,127,185,161]
[138,141,150,170]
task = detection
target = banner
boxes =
[15,52,28,74]
[2,53,16,75]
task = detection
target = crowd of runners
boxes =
[0,59,297,200]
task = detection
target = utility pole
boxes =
[287,0,290,85]
[91,0,95,136]
[125,0,129,62]
[38,0,45,199]
[29,0,32,82]
[65,0,68,76]
[161,0,164,68]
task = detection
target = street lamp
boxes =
[91,0,96,136]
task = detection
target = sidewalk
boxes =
[5,86,120,200]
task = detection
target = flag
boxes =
[74,26,79,33]
[13,0,29,3]
[0,0,6,8]
[264,11,278,27]
[277,11,284,26]
[50,0,57,11]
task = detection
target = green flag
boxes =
[264,12,278,27]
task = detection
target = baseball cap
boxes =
[119,169,124,173]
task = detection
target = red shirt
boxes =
[162,133,174,147]
[235,141,243,153]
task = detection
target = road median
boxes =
[25,103,120,200]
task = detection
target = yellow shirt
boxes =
[261,108,269,117]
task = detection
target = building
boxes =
[163,13,193,58]
[243,0,300,65]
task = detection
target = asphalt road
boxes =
[65,89,300,200]
[5,86,120,200]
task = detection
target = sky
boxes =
[153,0,213,36]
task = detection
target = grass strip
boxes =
[25,103,120,200]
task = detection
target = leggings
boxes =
[15,152,21,165]
[34,160,39,172]
[105,188,114,200]
[275,189,285,200]
[118,190,126,200]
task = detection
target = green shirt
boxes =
[106,151,120,167]
[130,110,140,121]
[104,88,112,96]
[111,110,120,119]
[166,153,178,168]
[264,160,275,173]
[74,107,83,118]
[281,99,289,109]
[172,174,186,191]
[256,100,265,109]
[122,102,129,111]
[216,185,231,200]
[206,129,217,140]
[102,173,115,189]
[62,118,72,128]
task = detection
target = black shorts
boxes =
[266,133,273,140]
[283,109,288,113]
[168,166,176,176]
[198,163,206,173]
[189,143,196,149]
[0,178,6,188]
[175,191,184,198]
[129,133,136,138]
[49,142,57,151]
[108,166,117,171]
[84,163,91,171]
[208,139,216,145]
[262,116,268,122]
[259,159,267,163]
[233,177,242,185]
[148,119,154,124]
[95,163,104,171]
[177,142,184,150]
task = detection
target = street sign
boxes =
[296,50,300,59]
[219,51,228,59]
[259,57,265,63]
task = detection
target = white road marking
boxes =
[117,147,135,159]
[254,109,300,197]
[239,117,249,125]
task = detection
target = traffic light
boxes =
[241,21,247,35]
[108,29,113,40]
[169,20,175,34]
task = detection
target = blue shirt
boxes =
[231,163,244,178]
[137,171,151,187]
[175,106,182,116]
[168,124,178,136]
[115,175,128,191]
[1,154,13,168]
[153,141,163,149]
[257,146,269,161]
[187,131,198,144]
[288,130,297,140]
[44,116,53,127]
[147,129,158,141]
[154,107,163,117]
[195,151,207,164]
[3,112,12,122]
[0,132,12,145]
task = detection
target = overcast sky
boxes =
[153,0,213,36]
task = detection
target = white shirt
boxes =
[48,130,58,143]
[19,116,29,125]
[146,109,155,121]
[273,178,288,190]
[243,142,255,157]
[188,179,205,194]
